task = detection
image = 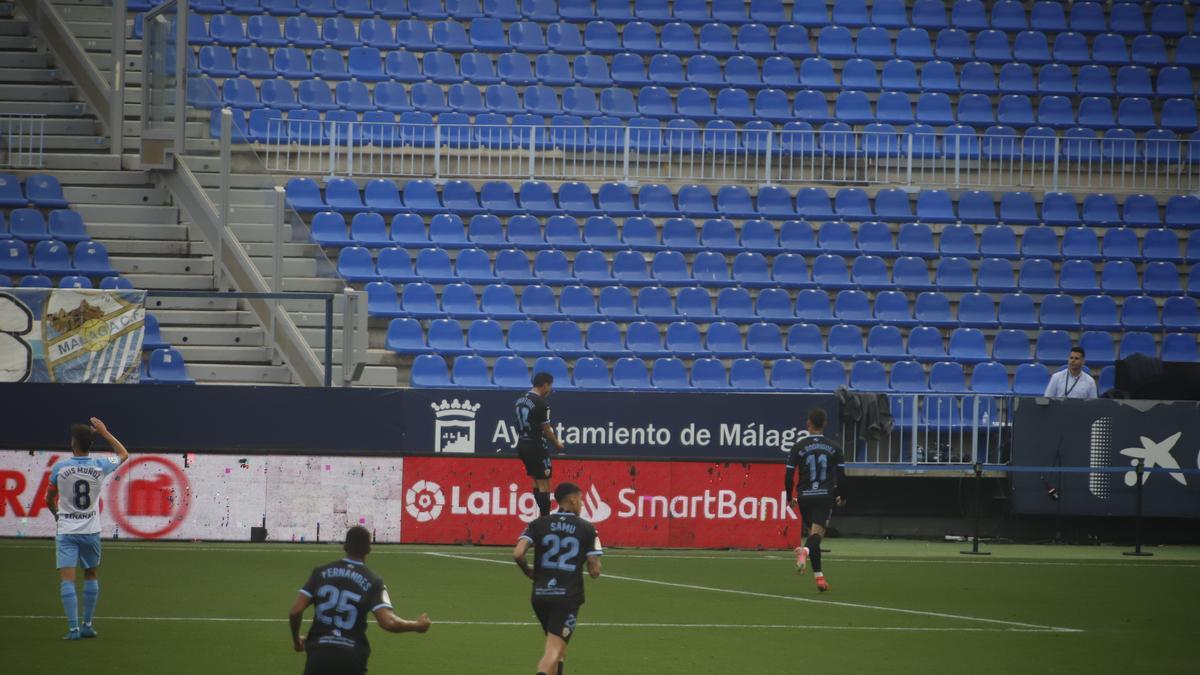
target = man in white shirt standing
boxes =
[1044,346,1099,399]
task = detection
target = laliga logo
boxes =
[405,480,445,522]
[432,399,480,454]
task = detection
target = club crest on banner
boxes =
[432,399,480,453]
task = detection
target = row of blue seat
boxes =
[167,10,1198,68]
[362,278,1200,330]
[195,44,1200,101]
[386,316,1199,365]
[0,274,134,290]
[312,211,1200,263]
[344,246,1195,295]
[287,178,1200,228]
[0,240,117,277]
[0,209,93,243]
[0,174,70,208]
[202,84,1200,137]
[407,352,1121,394]
[140,0,1194,36]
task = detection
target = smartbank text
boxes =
[432,483,797,523]
[492,421,809,451]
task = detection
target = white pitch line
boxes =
[0,615,1062,633]
[1,542,1194,569]
[426,552,1083,634]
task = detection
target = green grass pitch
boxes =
[1,538,1197,674]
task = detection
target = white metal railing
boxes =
[843,394,1013,466]
[0,114,45,168]
[258,120,1200,193]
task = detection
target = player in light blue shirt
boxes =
[45,418,128,641]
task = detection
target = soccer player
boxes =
[515,372,565,518]
[513,482,603,675]
[785,408,847,593]
[45,417,129,640]
[288,526,431,675]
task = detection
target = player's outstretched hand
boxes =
[293,636,306,652]
[414,613,432,633]
[89,417,109,436]
[835,496,846,507]
[556,441,565,452]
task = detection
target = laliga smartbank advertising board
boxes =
[401,456,800,549]
[2,452,800,548]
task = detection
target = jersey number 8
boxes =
[73,480,91,510]
[539,533,580,572]
[315,585,361,630]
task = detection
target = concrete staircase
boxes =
[38,0,401,385]
[1,0,321,384]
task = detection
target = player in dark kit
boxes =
[785,408,847,593]
[288,527,431,675]
[515,371,566,518]
[513,482,604,675]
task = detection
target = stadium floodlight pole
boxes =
[961,461,991,556]
[1123,459,1153,558]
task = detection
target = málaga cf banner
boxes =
[0,288,146,383]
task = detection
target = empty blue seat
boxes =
[1060,259,1100,294]
[1150,3,1189,38]
[1012,363,1050,395]
[850,359,888,391]
[1035,330,1073,365]
[1143,229,1181,263]
[245,16,287,46]
[1119,332,1157,360]
[971,362,1011,394]
[1100,259,1141,295]
[992,329,1032,365]
[1035,294,1076,330]
[1121,295,1161,331]
[929,362,967,393]
[896,28,933,61]
[1061,227,1100,261]
[934,30,971,62]
[1163,333,1200,363]
[914,291,955,328]
[809,360,846,391]
[147,348,194,385]
[1013,30,1050,65]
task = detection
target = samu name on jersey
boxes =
[786,435,845,498]
[300,559,391,654]
[520,512,602,605]
[515,391,550,446]
[51,455,120,535]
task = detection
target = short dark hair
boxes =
[554,482,581,503]
[807,408,828,430]
[70,424,94,453]
[532,371,554,388]
[1070,346,1086,358]
[343,526,371,557]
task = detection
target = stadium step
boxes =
[159,326,265,348]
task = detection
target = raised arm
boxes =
[513,536,534,579]
[90,417,129,464]
[287,592,312,652]
[373,607,431,634]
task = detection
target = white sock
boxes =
[814,572,825,578]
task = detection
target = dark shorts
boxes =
[532,597,580,642]
[303,647,367,675]
[798,496,833,531]
[518,442,552,479]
